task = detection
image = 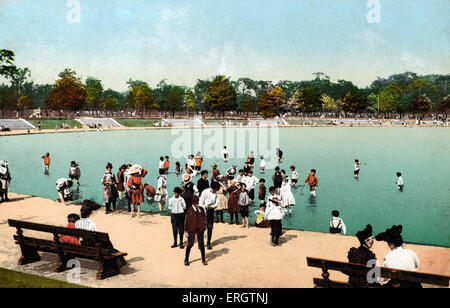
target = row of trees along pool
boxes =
[1,49,449,119]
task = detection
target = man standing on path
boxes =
[199,181,220,250]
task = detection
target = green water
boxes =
[1,127,449,247]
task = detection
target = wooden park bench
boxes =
[307,257,449,288]
[8,219,127,280]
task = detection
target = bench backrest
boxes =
[307,257,449,287]
[8,219,110,243]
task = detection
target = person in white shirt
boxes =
[157,169,168,212]
[168,187,187,249]
[199,181,220,250]
[236,169,245,184]
[396,172,404,191]
[329,210,346,235]
[238,183,251,228]
[187,155,196,176]
[158,157,165,173]
[260,155,266,174]
[290,166,298,187]
[376,225,421,288]
[264,186,286,246]
[354,159,367,179]
[244,170,259,201]
[56,178,74,206]
[222,146,229,162]
[124,164,132,212]
[75,207,97,232]
[226,165,237,179]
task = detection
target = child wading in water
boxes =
[264,187,286,246]
[290,166,298,187]
[305,169,319,197]
[42,153,50,175]
[69,161,81,186]
[354,159,367,179]
[127,165,148,217]
[260,155,266,173]
[396,172,404,191]
[157,169,168,211]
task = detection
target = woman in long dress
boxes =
[215,179,228,223]
[127,164,148,217]
[280,176,295,214]
[102,162,118,214]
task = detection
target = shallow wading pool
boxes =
[1,127,449,247]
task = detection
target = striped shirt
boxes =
[75,218,97,232]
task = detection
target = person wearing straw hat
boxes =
[181,173,199,209]
[69,161,81,186]
[102,163,119,214]
[0,160,11,203]
[127,164,148,217]
[211,163,220,182]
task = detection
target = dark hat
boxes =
[375,225,403,247]
[211,181,220,190]
[356,225,373,243]
[68,213,80,221]
[174,187,183,194]
[106,162,113,169]
[71,161,78,166]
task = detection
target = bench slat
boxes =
[8,219,110,241]
[14,235,123,260]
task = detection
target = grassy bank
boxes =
[116,118,158,127]
[0,267,87,288]
[29,119,83,130]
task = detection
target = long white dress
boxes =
[280,180,296,206]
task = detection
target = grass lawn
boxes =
[116,118,157,127]
[29,119,83,129]
[0,267,87,288]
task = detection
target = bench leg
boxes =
[18,246,41,265]
[56,254,72,273]
[97,258,120,280]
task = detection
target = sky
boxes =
[0,0,449,91]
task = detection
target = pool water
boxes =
[1,127,449,247]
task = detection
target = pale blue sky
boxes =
[0,0,449,90]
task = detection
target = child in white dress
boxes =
[280,176,296,214]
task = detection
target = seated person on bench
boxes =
[76,207,126,268]
[376,225,421,288]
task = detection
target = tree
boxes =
[155,79,173,111]
[258,86,286,118]
[127,82,157,114]
[85,77,104,113]
[339,87,367,114]
[294,87,322,112]
[103,95,119,116]
[439,94,450,114]
[238,94,258,114]
[185,89,196,116]
[194,79,211,113]
[0,86,16,117]
[45,75,86,111]
[414,94,432,116]
[0,49,17,80]
[378,89,396,114]
[10,67,31,98]
[17,95,33,115]
[205,76,237,116]
[167,86,185,117]
[321,94,338,112]
[58,68,78,80]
